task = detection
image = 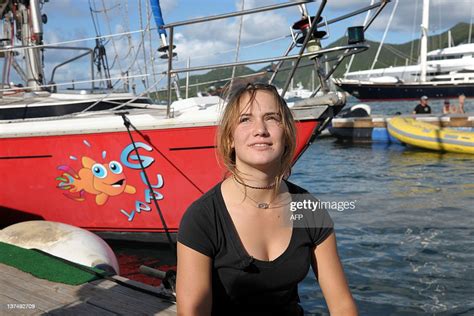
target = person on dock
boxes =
[176,82,357,316]
[458,94,466,114]
[413,95,432,114]
[442,99,455,114]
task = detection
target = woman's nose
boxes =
[253,119,269,136]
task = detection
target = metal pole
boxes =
[168,44,368,75]
[166,27,174,117]
[364,0,391,31]
[163,1,314,29]
[185,57,190,99]
[268,41,295,84]
[420,0,429,82]
[281,0,328,97]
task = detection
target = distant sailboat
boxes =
[334,0,474,101]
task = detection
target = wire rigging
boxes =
[100,0,125,74]
[138,0,150,91]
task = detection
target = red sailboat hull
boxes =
[0,120,319,233]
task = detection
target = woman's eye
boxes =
[266,115,281,122]
[239,117,250,123]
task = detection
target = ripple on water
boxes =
[293,139,473,314]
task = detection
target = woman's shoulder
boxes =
[285,180,309,193]
[188,182,223,210]
[178,182,223,256]
[284,180,315,201]
[180,182,224,228]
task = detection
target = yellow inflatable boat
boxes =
[387,117,474,154]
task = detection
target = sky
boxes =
[15,0,474,91]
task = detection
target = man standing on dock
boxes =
[413,96,432,114]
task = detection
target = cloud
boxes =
[167,0,293,68]
[45,0,89,18]
[327,0,474,35]
[160,0,178,13]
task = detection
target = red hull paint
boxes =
[0,121,318,232]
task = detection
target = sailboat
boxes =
[334,0,474,101]
[0,0,388,239]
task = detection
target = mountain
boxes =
[155,23,473,98]
[152,66,256,100]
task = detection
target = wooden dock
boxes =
[0,263,176,315]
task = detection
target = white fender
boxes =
[0,221,119,275]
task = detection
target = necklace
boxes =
[232,177,277,209]
[232,175,275,190]
[246,194,277,209]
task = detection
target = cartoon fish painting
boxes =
[56,156,136,205]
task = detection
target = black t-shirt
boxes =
[413,103,432,114]
[178,181,334,316]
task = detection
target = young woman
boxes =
[176,83,357,316]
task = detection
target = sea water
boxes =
[296,98,473,315]
[296,137,473,315]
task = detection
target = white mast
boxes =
[18,0,44,91]
[420,0,429,82]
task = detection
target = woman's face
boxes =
[232,90,285,174]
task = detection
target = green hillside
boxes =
[155,23,473,99]
[153,66,255,100]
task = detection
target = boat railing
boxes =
[44,46,95,92]
[161,0,390,117]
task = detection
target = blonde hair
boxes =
[216,82,297,189]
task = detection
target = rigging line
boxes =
[138,0,150,90]
[81,75,165,114]
[6,17,14,83]
[0,28,153,54]
[469,2,473,44]
[370,0,399,70]
[170,35,288,67]
[105,76,166,111]
[437,0,441,48]
[381,42,414,61]
[100,0,124,73]
[4,74,167,125]
[119,1,137,65]
[117,37,147,85]
[89,3,120,13]
[345,0,375,77]
[0,28,286,58]
[120,113,177,257]
[0,72,155,93]
[409,0,419,63]
[33,76,167,124]
[146,0,158,91]
[230,0,245,89]
[111,39,148,88]
[89,0,101,36]
[121,18,153,74]
[88,0,101,37]
[154,70,270,92]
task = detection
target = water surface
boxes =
[295,137,473,315]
